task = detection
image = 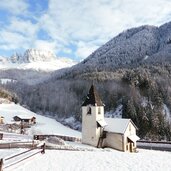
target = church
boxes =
[81,85,140,152]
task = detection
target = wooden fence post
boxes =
[0,134,3,140]
[0,158,3,171]
[41,143,45,154]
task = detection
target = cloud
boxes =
[0,17,39,52]
[7,17,38,37]
[34,40,57,53]
[75,41,99,59]
[0,30,29,50]
[40,0,171,59]
[0,0,171,59]
[0,0,28,15]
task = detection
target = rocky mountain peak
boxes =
[22,49,56,63]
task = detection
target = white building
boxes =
[82,85,140,152]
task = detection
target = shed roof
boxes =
[14,115,36,120]
[104,118,137,134]
[82,85,104,106]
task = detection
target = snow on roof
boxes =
[0,103,81,137]
[97,119,107,127]
[104,118,131,134]
[128,134,140,142]
[14,115,36,119]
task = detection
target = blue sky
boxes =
[0,0,171,61]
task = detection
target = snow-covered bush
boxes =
[47,137,66,145]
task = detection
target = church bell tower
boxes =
[81,85,106,147]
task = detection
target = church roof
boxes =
[104,118,138,134]
[82,85,104,106]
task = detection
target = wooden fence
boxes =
[0,132,33,141]
[137,140,171,151]
[0,143,45,171]
[0,134,3,140]
[34,134,81,142]
[0,141,37,149]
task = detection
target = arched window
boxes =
[129,124,131,132]
[98,107,101,114]
[87,107,91,115]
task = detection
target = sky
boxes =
[0,0,171,61]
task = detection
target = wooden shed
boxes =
[13,115,36,124]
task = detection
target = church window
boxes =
[129,124,131,132]
[98,107,101,114]
[87,107,91,115]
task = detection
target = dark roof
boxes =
[82,85,104,106]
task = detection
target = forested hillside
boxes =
[2,21,171,141]
[0,87,18,103]
[3,64,171,140]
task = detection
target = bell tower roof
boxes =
[82,85,104,106]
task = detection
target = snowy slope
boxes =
[0,59,76,71]
[0,103,81,137]
[55,22,171,79]
[1,149,171,171]
[1,103,171,171]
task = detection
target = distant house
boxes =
[82,85,140,152]
[0,116,4,124]
[13,115,36,124]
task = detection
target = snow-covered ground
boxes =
[1,103,171,171]
[0,59,76,72]
[0,78,17,84]
[0,103,81,137]
[1,149,171,171]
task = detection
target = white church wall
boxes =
[104,133,123,151]
[124,122,137,151]
[82,106,102,146]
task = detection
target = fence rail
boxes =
[137,140,171,151]
[0,143,45,171]
[0,132,33,141]
[137,140,171,144]
[33,134,81,142]
[0,141,37,149]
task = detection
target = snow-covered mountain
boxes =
[0,49,76,71]
[54,21,171,79]
[81,22,171,68]
[23,49,56,62]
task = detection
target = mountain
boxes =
[55,22,171,79]
[22,49,56,62]
[3,21,171,141]
[81,22,171,67]
[0,49,76,71]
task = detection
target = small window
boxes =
[129,124,131,132]
[98,107,101,114]
[87,107,91,115]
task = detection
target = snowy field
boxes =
[1,148,171,171]
[0,103,81,137]
[1,103,171,171]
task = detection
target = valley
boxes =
[1,22,171,143]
